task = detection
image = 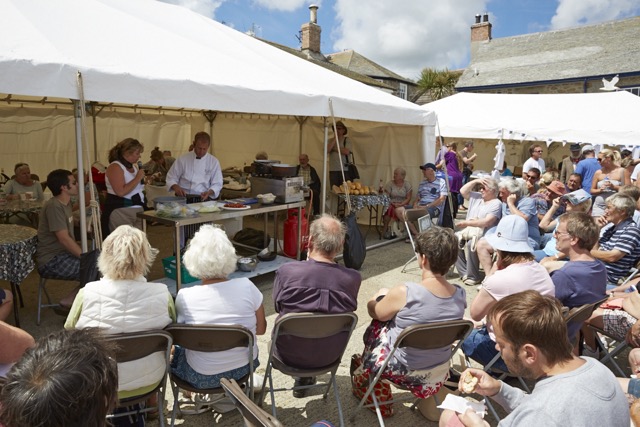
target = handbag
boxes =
[346,153,360,180]
[350,354,394,418]
[79,249,101,287]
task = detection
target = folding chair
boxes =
[164,324,256,427]
[105,330,173,427]
[563,296,609,348]
[221,378,284,427]
[587,324,629,377]
[259,312,358,427]
[35,271,78,326]
[401,208,437,273]
[358,319,473,427]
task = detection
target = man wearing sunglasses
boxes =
[523,168,541,196]
[522,144,546,177]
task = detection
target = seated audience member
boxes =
[621,157,636,186]
[0,328,119,427]
[566,172,582,192]
[145,147,170,183]
[362,227,465,402]
[0,320,35,377]
[531,180,566,222]
[592,194,640,289]
[560,144,582,184]
[537,170,559,194]
[172,225,266,390]
[163,150,176,169]
[3,163,44,201]
[102,138,146,237]
[273,214,360,396]
[0,288,14,322]
[455,177,502,286]
[440,290,629,427]
[549,212,607,344]
[296,153,321,216]
[500,161,512,177]
[382,167,413,239]
[462,216,554,371]
[398,162,447,238]
[591,148,628,217]
[535,189,592,263]
[523,167,541,196]
[583,282,640,358]
[36,169,81,308]
[618,184,640,226]
[476,178,540,276]
[65,225,175,401]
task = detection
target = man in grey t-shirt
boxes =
[440,290,629,427]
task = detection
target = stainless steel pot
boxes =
[271,164,297,177]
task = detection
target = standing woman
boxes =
[445,142,464,217]
[382,167,413,239]
[102,138,146,236]
[327,121,351,188]
[591,149,628,217]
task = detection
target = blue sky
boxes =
[161,0,640,80]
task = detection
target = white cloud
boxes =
[551,0,640,29]
[158,0,223,17]
[331,0,489,80]
[253,0,322,12]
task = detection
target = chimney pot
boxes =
[309,4,318,24]
[475,14,481,24]
[483,13,489,22]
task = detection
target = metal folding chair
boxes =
[401,208,438,273]
[358,319,474,427]
[259,312,358,427]
[221,378,284,427]
[105,330,173,427]
[164,324,256,427]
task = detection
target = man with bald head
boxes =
[273,214,361,397]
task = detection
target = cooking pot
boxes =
[271,164,297,177]
[251,161,274,176]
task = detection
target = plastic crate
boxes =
[162,256,198,284]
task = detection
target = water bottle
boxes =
[603,176,611,192]
[378,179,384,194]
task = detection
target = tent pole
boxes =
[203,111,217,154]
[90,102,98,163]
[321,118,328,214]
[73,100,88,252]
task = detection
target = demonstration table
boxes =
[138,200,305,291]
[0,224,38,326]
[0,199,43,227]
[337,193,391,239]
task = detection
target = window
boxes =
[624,86,640,96]
[397,83,407,100]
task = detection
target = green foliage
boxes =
[416,68,462,101]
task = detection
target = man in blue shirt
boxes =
[575,145,601,194]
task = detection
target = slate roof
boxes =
[457,16,640,90]
[259,40,393,91]
[326,50,415,84]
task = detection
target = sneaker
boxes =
[463,278,481,286]
[383,230,392,239]
[293,377,317,398]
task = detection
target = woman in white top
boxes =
[101,138,146,236]
[171,225,267,389]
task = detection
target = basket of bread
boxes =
[332,180,376,195]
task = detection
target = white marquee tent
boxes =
[425,91,640,146]
[0,0,438,247]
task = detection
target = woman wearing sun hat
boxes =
[461,215,555,371]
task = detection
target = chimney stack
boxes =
[301,4,321,55]
[471,12,492,42]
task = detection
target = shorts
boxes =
[603,309,638,341]
[38,252,80,280]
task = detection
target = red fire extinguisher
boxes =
[283,208,309,258]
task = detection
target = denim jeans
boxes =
[461,326,508,372]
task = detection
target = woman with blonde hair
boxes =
[591,148,629,216]
[102,138,146,236]
[171,225,266,390]
[65,225,175,402]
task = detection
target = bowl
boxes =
[237,257,258,272]
[258,193,276,204]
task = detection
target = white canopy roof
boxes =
[425,91,640,146]
[0,0,434,127]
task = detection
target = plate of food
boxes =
[222,202,251,211]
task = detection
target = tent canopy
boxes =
[0,0,434,127]
[425,91,640,146]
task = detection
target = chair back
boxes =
[395,319,474,354]
[109,330,173,363]
[221,378,284,427]
[563,296,609,325]
[273,312,358,340]
[165,323,253,353]
[403,208,429,225]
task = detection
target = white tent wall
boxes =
[1,102,433,215]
